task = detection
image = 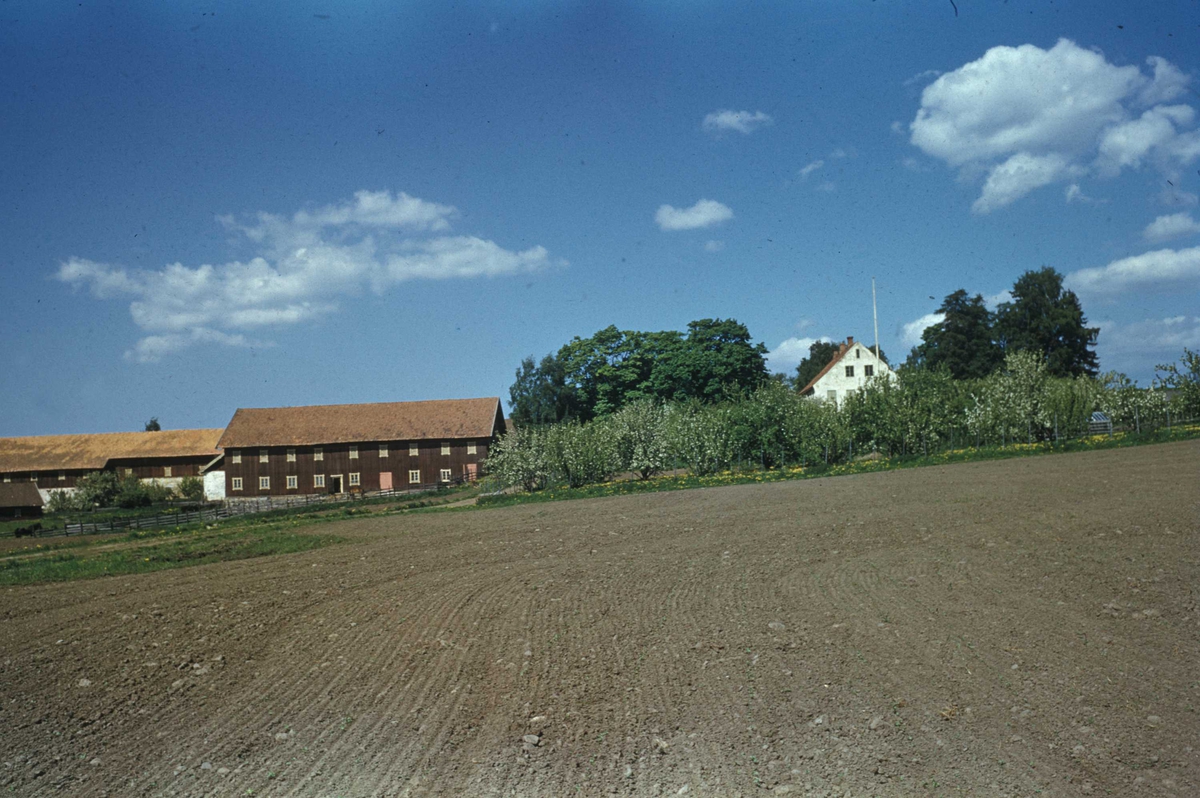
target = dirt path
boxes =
[1,441,1197,796]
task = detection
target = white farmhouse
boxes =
[799,336,893,406]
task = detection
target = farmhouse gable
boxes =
[799,337,893,406]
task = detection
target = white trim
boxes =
[379,444,388,458]
[466,442,477,455]
[409,443,419,456]
[232,477,243,491]
[259,449,269,463]
[287,448,296,462]
[231,450,241,464]
[259,475,270,490]
[439,468,451,482]
[286,475,298,490]
[314,474,326,488]
[408,469,420,484]
[314,447,324,461]
[349,445,359,459]
[349,472,361,487]
[440,442,450,456]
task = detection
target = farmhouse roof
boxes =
[217,398,506,448]
[0,429,225,473]
[0,482,44,509]
[0,429,225,472]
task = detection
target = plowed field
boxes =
[2,441,1198,796]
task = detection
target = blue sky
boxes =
[3,1,1199,436]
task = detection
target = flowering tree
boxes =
[611,400,670,479]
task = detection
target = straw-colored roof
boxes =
[218,398,504,448]
[0,429,224,473]
[0,482,44,509]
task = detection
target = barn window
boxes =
[439,468,452,482]
[864,365,874,377]
[314,447,323,461]
[232,477,243,491]
[349,472,361,487]
[125,468,133,476]
[287,448,296,462]
[314,474,325,488]
[2,475,9,483]
[58,471,66,481]
[30,472,37,481]
[844,365,854,378]
[259,476,270,490]
[287,475,298,490]
[231,450,241,464]
[467,442,477,455]
[409,469,420,484]
[409,443,419,456]
[350,445,359,459]
[163,466,172,478]
[441,442,451,456]
[379,444,388,458]
[259,449,269,463]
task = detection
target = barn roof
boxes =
[0,429,225,473]
[0,482,45,509]
[217,398,505,448]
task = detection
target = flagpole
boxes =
[872,277,880,360]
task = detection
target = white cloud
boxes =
[655,199,734,231]
[904,69,942,87]
[702,109,773,135]
[767,336,831,372]
[1144,212,1200,242]
[703,240,725,252]
[1064,183,1104,204]
[973,152,1074,213]
[1095,315,1200,374]
[1066,246,1200,298]
[900,312,945,347]
[58,190,555,362]
[798,159,824,178]
[910,39,1200,212]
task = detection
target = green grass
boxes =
[476,423,1200,510]
[0,525,341,586]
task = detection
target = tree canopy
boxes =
[908,267,1099,379]
[144,417,161,432]
[794,340,842,391]
[509,318,768,424]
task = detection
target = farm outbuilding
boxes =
[0,429,224,501]
[216,397,506,497]
[799,336,894,407]
[0,482,44,519]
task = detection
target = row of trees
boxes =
[487,349,1198,492]
[46,472,205,513]
[907,267,1099,379]
[509,318,769,424]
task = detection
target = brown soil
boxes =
[2,441,1197,797]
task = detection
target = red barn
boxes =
[216,398,506,497]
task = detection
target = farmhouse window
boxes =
[259,476,270,490]
[845,365,854,378]
[287,448,296,462]
[379,444,388,458]
[232,477,243,491]
[441,442,451,456]
[259,449,269,463]
[349,472,361,487]
[467,442,477,455]
[125,468,134,476]
[409,443,419,456]
[314,474,326,488]
[856,348,861,358]
[231,450,241,464]
[58,471,66,481]
[439,468,452,482]
[350,445,359,459]
[409,469,420,484]
[827,390,837,402]
[864,365,874,377]
[314,447,324,461]
[287,475,298,490]
[163,466,172,478]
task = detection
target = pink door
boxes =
[379,471,393,491]
[464,463,478,480]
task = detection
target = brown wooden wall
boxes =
[0,455,213,490]
[222,438,491,497]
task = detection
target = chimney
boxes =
[847,336,854,346]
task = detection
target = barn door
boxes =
[379,471,393,491]
[464,463,478,481]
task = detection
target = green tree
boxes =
[909,290,1001,379]
[1156,348,1200,418]
[995,267,1099,377]
[509,353,580,426]
[650,318,768,403]
[178,476,205,502]
[144,417,161,431]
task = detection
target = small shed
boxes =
[0,482,45,519]
[1088,412,1113,436]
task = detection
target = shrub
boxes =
[178,476,205,502]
